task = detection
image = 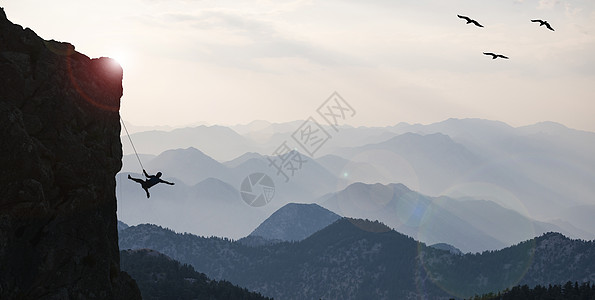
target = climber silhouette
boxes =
[128,170,174,198]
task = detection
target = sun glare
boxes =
[109,52,129,71]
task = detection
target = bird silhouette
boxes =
[457,15,484,27]
[483,52,509,60]
[531,19,554,31]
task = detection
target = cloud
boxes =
[538,0,560,10]
[144,10,355,72]
[564,3,583,18]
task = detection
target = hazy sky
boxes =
[3,0,595,131]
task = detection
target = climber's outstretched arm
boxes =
[160,179,175,185]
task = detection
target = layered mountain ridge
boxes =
[119,218,595,299]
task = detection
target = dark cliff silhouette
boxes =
[0,8,141,299]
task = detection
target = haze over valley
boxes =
[118,118,595,253]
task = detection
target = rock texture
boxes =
[0,8,140,299]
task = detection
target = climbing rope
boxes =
[120,115,145,173]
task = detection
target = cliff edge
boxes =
[0,8,140,299]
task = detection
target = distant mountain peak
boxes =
[155,146,213,159]
[344,218,392,233]
[377,131,461,149]
[519,121,579,135]
[441,117,512,127]
[532,121,568,129]
[248,203,341,242]
[194,177,238,192]
[196,176,233,186]
[536,231,569,243]
[430,243,463,255]
[124,248,173,260]
[336,182,411,202]
[223,152,264,167]
[152,146,222,165]
[238,120,272,129]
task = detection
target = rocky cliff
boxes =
[0,8,140,299]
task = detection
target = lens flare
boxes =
[318,149,420,233]
[414,182,536,298]
[108,52,127,71]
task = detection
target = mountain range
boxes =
[119,217,595,300]
[319,183,588,253]
[117,118,595,252]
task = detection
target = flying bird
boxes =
[483,52,509,60]
[457,15,484,27]
[531,19,554,31]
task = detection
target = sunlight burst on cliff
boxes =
[109,51,129,72]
